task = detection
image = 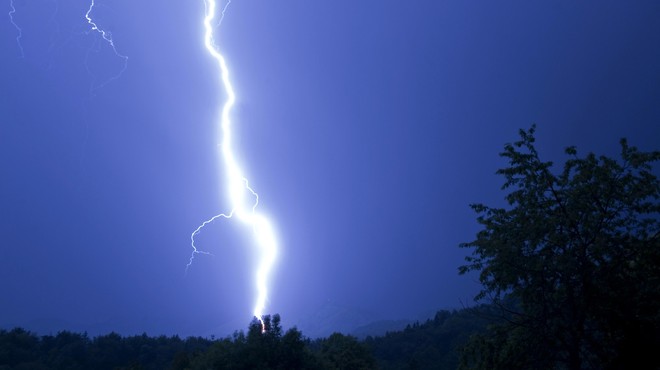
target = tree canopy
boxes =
[459,126,660,369]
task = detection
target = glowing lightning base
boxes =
[188,0,278,331]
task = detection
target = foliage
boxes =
[0,307,503,370]
[365,308,491,370]
[0,328,212,370]
[189,314,321,369]
[312,332,376,370]
[459,126,660,369]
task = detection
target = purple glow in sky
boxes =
[1,0,659,338]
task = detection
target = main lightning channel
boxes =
[189,0,278,330]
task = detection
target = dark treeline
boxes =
[364,306,494,370]
[0,308,485,370]
[0,327,212,370]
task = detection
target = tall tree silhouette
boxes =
[460,126,660,369]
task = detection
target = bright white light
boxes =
[189,0,279,330]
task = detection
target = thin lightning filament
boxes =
[85,0,128,90]
[8,0,24,57]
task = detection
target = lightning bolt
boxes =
[85,0,128,91]
[8,0,24,58]
[188,0,279,331]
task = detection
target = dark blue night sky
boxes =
[1,0,659,338]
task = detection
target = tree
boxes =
[190,314,317,369]
[364,309,491,370]
[459,126,660,369]
[316,333,376,370]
